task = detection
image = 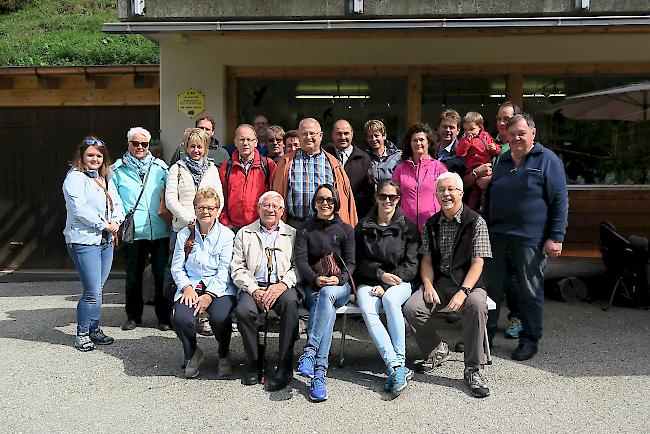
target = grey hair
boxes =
[436,171,464,191]
[258,190,284,207]
[235,123,257,139]
[127,127,151,142]
[506,113,535,130]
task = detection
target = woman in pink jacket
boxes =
[392,123,447,231]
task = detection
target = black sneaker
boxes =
[415,341,451,373]
[512,343,538,361]
[464,367,490,398]
[89,328,114,345]
[121,319,138,331]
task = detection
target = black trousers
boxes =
[124,238,172,324]
[172,295,235,361]
[235,288,299,368]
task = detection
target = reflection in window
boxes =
[524,76,650,185]
[238,78,407,146]
[422,76,507,136]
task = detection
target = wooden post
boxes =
[507,71,524,109]
[406,67,422,125]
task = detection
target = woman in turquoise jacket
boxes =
[112,127,172,331]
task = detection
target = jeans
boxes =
[303,283,351,373]
[67,243,114,335]
[124,238,172,324]
[356,282,412,368]
[172,295,235,361]
[486,234,548,345]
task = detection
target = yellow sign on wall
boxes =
[177,88,204,119]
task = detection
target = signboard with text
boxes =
[177,88,204,119]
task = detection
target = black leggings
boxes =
[172,295,235,361]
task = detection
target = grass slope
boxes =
[0,0,158,66]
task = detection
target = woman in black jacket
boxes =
[294,184,355,402]
[355,179,419,397]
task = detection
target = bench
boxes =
[298,295,497,368]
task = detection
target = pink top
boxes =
[392,156,448,231]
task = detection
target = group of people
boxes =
[62,102,569,402]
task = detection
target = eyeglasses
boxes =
[261,203,283,211]
[268,138,283,143]
[436,187,462,194]
[377,194,399,202]
[237,138,257,144]
[315,196,335,205]
[83,139,105,147]
[129,140,149,148]
[195,206,217,213]
[301,131,322,138]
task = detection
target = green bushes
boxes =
[0,0,159,66]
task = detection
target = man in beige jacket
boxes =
[232,191,299,392]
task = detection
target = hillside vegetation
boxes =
[0,0,159,66]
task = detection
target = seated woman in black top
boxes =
[294,184,355,403]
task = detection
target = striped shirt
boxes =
[287,149,334,219]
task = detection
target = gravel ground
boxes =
[1,279,648,433]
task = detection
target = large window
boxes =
[524,76,650,185]
[422,76,507,134]
[238,78,407,145]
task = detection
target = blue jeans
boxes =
[67,243,114,335]
[486,234,548,345]
[303,283,351,372]
[356,282,412,369]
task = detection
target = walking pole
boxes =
[259,246,282,385]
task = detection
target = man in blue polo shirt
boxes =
[484,113,569,361]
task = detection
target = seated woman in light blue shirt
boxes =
[63,137,124,352]
[171,187,236,379]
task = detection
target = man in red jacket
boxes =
[219,124,275,232]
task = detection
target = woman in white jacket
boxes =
[164,128,224,336]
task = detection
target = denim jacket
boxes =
[63,168,125,245]
[111,157,170,241]
[171,222,236,301]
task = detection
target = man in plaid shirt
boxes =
[271,118,358,228]
[403,171,492,398]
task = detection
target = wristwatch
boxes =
[460,286,472,295]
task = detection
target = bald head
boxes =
[331,119,353,151]
[298,118,323,156]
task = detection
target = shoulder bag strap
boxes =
[129,161,152,214]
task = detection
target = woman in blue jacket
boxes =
[112,127,172,331]
[63,137,125,351]
[171,187,236,379]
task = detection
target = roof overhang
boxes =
[102,15,650,35]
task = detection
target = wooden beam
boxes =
[230,65,408,78]
[507,71,523,109]
[226,67,238,144]
[0,88,160,107]
[406,67,422,125]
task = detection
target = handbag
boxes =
[312,253,342,277]
[158,187,173,227]
[119,162,152,243]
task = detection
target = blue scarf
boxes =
[123,151,154,178]
[182,154,209,189]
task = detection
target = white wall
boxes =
[157,33,650,159]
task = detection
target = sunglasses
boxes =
[195,206,217,213]
[129,140,149,148]
[83,139,105,147]
[377,194,399,202]
[315,196,335,205]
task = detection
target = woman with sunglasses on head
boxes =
[354,180,420,397]
[392,123,447,231]
[112,127,173,331]
[294,184,355,402]
[170,187,236,378]
[63,137,125,351]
